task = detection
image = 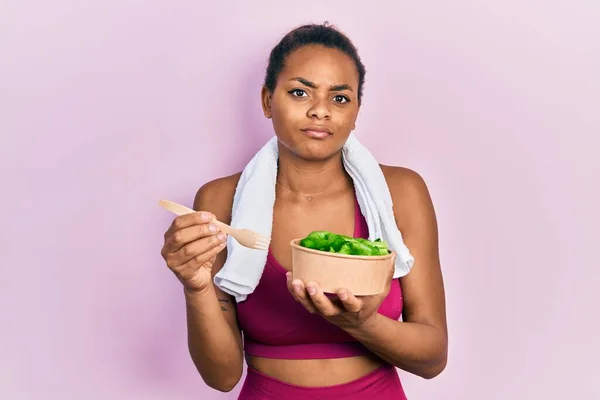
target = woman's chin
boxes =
[294,141,344,161]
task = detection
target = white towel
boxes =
[214,133,415,302]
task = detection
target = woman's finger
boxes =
[337,289,362,313]
[165,221,220,253]
[164,211,214,239]
[286,274,317,313]
[305,281,341,317]
[174,240,228,278]
[169,232,227,266]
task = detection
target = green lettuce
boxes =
[299,231,390,256]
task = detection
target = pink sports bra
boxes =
[236,198,403,359]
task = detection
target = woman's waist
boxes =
[246,353,384,387]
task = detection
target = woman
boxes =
[160,23,447,399]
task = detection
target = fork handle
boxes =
[211,219,233,235]
[160,200,233,234]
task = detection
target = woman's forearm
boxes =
[344,313,447,379]
[184,286,243,392]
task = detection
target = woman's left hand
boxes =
[286,265,394,330]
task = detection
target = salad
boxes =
[299,231,391,256]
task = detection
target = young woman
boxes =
[160,23,447,399]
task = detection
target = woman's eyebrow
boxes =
[289,77,354,92]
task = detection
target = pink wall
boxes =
[1,1,598,399]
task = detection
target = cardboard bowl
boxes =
[290,239,396,296]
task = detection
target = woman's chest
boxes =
[269,196,356,271]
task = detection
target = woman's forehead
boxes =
[279,45,359,86]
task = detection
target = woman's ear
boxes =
[351,102,360,131]
[261,86,272,119]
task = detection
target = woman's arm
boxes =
[185,176,244,392]
[345,166,448,378]
[344,313,447,379]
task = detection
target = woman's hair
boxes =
[264,22,366,103]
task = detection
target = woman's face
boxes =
[262,45,361,161]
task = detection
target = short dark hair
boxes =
[264,22,366,103]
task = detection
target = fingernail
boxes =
[307,286,316,295]
[200,212,211,221]
[339,292,348,300]
[292,283,301,292]
[286,272,291,282]
[217,233,226,241]
[208,224,217,232]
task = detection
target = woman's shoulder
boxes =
[379,164,435,224]
[193,172,242,224]
[380,164,429,194]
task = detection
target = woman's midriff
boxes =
[246,354,384,387]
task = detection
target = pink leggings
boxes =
[237,364,407,399]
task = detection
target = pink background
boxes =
[1,1,599,399]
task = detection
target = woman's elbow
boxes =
[205,371,243,393]
[200,362,243,392]
[208,380,239,393]
[419,356,447,380]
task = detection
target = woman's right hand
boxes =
[161,211,228,293]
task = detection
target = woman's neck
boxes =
[276,144,352,199]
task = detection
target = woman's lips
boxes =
[301,127,332,139]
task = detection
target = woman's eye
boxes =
[290,89,307,97]
[333,95,349,103]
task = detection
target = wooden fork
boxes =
[158,200,270,251]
